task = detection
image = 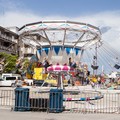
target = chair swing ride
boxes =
[19,20,120,88]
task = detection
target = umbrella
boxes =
[47,64,73,72]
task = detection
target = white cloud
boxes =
[0,11,40,27]
[0,11,69,27]
[0,3,120,52]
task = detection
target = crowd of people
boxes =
[15,56,120,89]
[36,57,77,69]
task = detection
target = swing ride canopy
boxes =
[19,20,101,64]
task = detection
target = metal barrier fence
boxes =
[0,90,14,109]
[63,91,120,114]
[0,89,120,114]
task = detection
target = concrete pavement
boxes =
[0,109,120,120]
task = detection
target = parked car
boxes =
[2,73,22,79]
[0,76,22,87]
[2,73,12,78]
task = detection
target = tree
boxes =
[0,52,18,73]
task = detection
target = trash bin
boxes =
[49,89,63,113]
[14,88,30,111]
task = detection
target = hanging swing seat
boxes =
[114,64,120,69]
[91,65,99,70]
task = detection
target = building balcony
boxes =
[0,33,17,43]
[0,45,17,54]
[24,47,35,54]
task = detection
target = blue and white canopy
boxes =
[19,20,101,64]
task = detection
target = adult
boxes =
[69,57,72,67]
[43,58,50,69]
[69,57,76,68]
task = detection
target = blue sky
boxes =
[15,0,120,16]
[0,0,120,16]
[25,0,120,16]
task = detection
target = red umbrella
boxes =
[54,63,62,71]
[47,66,54,71]
[47,63,74,72]
[62,64,70,71]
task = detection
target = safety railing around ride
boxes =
[0,88,120,114]
[0,90,14,109]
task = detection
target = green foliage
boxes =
[0,52,18,73]
[21,58,30,72]
[23,58,30,67]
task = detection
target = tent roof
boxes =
[19,20,101,49]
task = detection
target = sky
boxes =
[0,0,120,51]
[0,0,120,16]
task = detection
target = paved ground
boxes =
[0,109,120,120]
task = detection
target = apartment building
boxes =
[0,25,37,60]
[0,26,19,55]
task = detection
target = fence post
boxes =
[118,93,120,114]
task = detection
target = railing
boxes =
[0,45,17,54]
[24,48,35,54]
[63,91,120,113]
[0,89,120,114]
[0,34,13,41]
[0,90,14,109]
